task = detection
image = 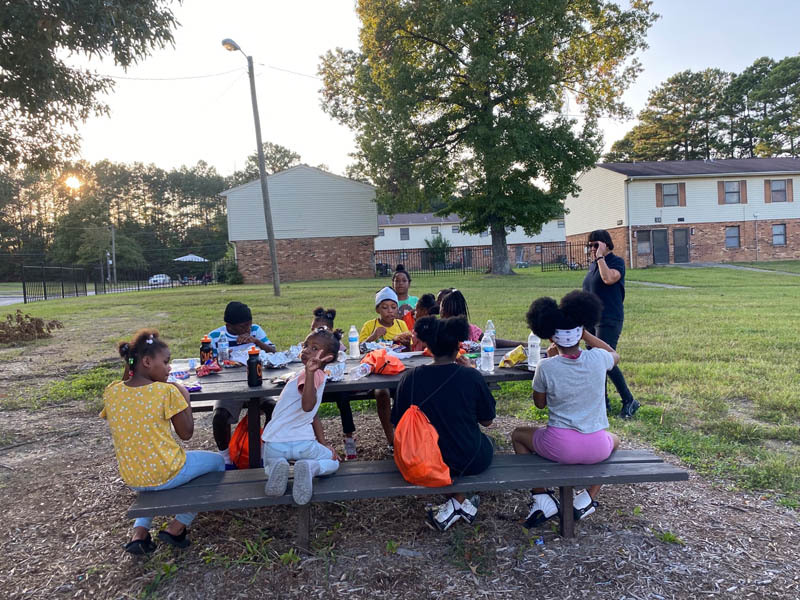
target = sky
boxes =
[74,0,800,178]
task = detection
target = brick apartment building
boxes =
[222,165,377,283]
[564,158,800,268]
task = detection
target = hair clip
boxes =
[146,338,154,344]
[128,357,134,365]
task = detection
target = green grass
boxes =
[3,267,800,502]
[0,282,23,294]
[730,260,800,274]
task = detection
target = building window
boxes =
[637,230,651,255]
[431,226,439,234]
[400,227,409,240]
[773,224,786,246]
[483,248,491,256]
[378,228,384,237]
[662,183,679,207]
[557,220,565,228]
[399,251,408,261]
[724,181,741,204]
[771,179,787,202]
[479,230,489,237]
[535,245,542,254]
[451,225,459,233]
[725,226,740,249]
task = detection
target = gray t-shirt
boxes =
[532,349,614,433]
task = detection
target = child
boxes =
[511,291,621,528]
[392,264,417,318]
[208,301,276,468]
[101,329,225,554]
[311,307,357,460]
[391,316,496,531]
[359,287,412,449]
[440,289,524,347]
[409,293,437,351]
[262,328,342,505]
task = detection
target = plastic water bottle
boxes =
[218,337,230,364]
[485,320,496,345]
[348,325,360,359]
[480,332,495,373]
[527,331,541,371]
[348,362,373,380]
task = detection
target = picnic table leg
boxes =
[247,397,261,469]
[559,486,575,538]
[297,504,312,553]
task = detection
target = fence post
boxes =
[61,267,65,299]
[42,264,47,301]
[462,248,466,275]
[22,267,27,304]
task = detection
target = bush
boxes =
[225,263,244,284]
[0,310,63,344]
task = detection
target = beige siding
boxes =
[225,166,377,241]
[564,167,627,236]
[628,176,800,226]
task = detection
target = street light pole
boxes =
[222,38,281,296]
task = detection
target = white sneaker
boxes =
[264,459,289,497]
[344,437,357,460]
[292,460,314,505]
[525,490,559,528]
[458,496,480,524]
[426,498,461,531]
[573,490,598,521]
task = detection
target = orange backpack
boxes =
[229,415,264,470]
[393,370,457,487]
[361,348,406,375]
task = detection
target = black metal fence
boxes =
[22,259,239,303]
[540,242,590,272]
[375,246,494,277]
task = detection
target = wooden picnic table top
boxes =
[177,353,535,402]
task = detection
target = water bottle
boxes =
[480,333,495,373]
[348,362,373,380]
[485,319,496,345]
[218,336,230,364]
[348,325,360,359]
[527,331,541,371]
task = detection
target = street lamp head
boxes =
[222,38,241,52]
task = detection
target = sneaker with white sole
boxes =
[264,458,289,497]
[344,437,357,461]
[426,498,461,531]
[457,496,480,525]
[525,490,560,529]
[573,490,598,521]
[292,460,315,505]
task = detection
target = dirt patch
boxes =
[1,405,799,599]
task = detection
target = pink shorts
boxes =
[532,426,614,464]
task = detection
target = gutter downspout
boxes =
[625,179,633,269]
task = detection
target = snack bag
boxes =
[499,345,527,368]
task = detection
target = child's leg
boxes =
[587,433,620,499]
[375,388,394,446]
[336,394,356,437]
[292,441,340,505]
[263,442,291,497]
[511,426,538,455]
[212,400,245,457]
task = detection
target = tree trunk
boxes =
[490,221,513,275]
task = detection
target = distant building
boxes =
[222,165,377,282]
[564,158,800,267]
[375,212,565,266]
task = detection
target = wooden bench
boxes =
[128,450,687,549]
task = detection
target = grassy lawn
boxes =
[731,260,800,274]
[0,282,23,294]
[3,267,799,505]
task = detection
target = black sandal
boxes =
[124,533,156,555]
[158,528,190,549]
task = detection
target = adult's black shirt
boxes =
[391,363,495,476]
[582,252,626,323]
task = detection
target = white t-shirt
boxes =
[532,348,614,433]
[262,369,327,443]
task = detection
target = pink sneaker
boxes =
[344,437,357,460]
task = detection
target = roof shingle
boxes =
[600,157,800,178]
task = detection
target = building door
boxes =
[652,229,669,264]
[515,246,525,264]
[463,248,473,268]
[673,228,689,263]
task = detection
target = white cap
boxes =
[375,286,399,307]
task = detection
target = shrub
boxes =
[0,310,63,344]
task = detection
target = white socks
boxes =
[220,448,231,465]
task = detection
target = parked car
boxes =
[148,274,171,286]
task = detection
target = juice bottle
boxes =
[200,335,213,365]
[247,346,263,387]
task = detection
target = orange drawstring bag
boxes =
[361,348,406,375]
[393,370,457,487]
[229,415,264,470]
[402,311,415,332]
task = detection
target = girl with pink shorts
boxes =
[511,291,622,529]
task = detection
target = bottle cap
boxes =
[248,345,260,355]
[201,335,211,342]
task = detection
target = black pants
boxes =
[589,320,635,406]
[328,392,355,435]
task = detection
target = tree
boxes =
[320,0,656,274]
[0,1,180,169]
[227,142,302,186]
[424,234,452,268]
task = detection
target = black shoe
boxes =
[619,398,640,419]
[158,529,190,549]
[124,533,156,555]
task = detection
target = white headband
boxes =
[375,286,399,307]
[552,326,582,348]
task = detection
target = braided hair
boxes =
[312,306,337,329]
[414,316,469,357]
[117,328,169,380]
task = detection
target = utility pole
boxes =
[110,224,117,283]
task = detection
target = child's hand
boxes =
[305,349,333,374]
[372,326,388,340]
[237,333,257,345]
[326,444,340,461]
[546,342,559,357]
[394,332,412,346]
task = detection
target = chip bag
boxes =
[499,345,527,368]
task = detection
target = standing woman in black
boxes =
[582,230,640,419]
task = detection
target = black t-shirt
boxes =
[582,252,626,322]
[391,363,496,476]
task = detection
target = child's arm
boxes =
[169,384,194,440]
[533,391,547,410]
[301,349,333,412]
[312,415,340,461]
[581,329,620,366]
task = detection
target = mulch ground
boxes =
[1,404,799,599]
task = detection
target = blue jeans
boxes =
[589,321,635,406]
[130,451,225,529]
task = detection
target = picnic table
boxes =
[176,353,535,468]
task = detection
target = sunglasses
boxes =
[587,242,600,249]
